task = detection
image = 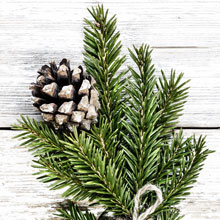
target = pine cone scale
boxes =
[58,101,76,115]
[40,103,57,113]
[42,82,58,98]
[58,85,75,100]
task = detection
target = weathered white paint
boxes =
[0,0,220,127]
[0,0,219,219]
[178,129,220,220]
[0,130,219,219]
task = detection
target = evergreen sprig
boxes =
[122,45,163,194]
[159,208,183,220]
[83,4,127,130]
[156,70,190,135]
[62,128,131,216]
[13,116,89,200]
[122,45,213,218]
[13,4,213,220]
[56,201,96,220]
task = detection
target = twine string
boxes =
[132,184,163,220]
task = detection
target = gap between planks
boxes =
[1,127,219,131]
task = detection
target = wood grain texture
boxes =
[0,0,220,127]
[0,0,220,219]
[0,129,219,220]
[0,130,62,220]
[178,129,220,220]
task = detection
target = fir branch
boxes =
[122,45,162,194]
[56,201,96,220]
[83,4,127,131]
[63,128,132,217]
[89,116,121,158]
[154,131,191,182]
[158,207,183,220]
[83,5,128,199]
[82,7,128,191]
[121,45,212,219]
[13,116,88,200]
[13,115,63,154]
[160,133,213,208]
[33,153,90,200]
[83,5,127,167]
[156,70,190,135]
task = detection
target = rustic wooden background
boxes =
[0,0,220,219]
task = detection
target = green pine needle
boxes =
[55,201,96,220]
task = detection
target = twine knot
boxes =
[132,184,163,220]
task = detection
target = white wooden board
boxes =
[0,129,219,220]
[0,0,220,219]
[0,0,220,127]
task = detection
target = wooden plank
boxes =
[1,0,220,48]
[0,130,63,220]
[0,48,219,128]
[178,129,220,220]
[0,0,220,128]
[0,129,219,219]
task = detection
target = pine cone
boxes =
[30,59,100,131]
